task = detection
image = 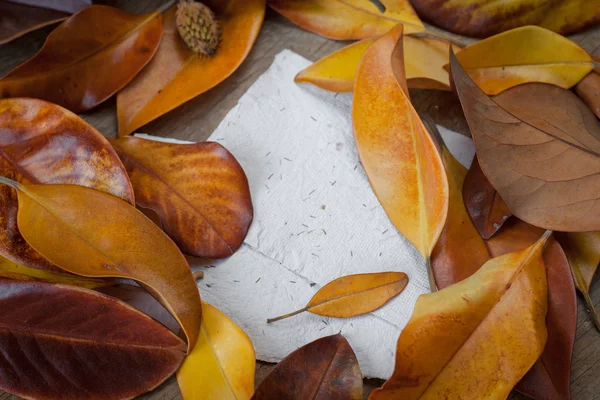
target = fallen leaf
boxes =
[462,156,512,239]
[556,231,600,331]
[410,0,600,37]
[575,71,600,119]
[111,137,253,258]
[353,25,448,290]
[0,0,91,45]
[451,49,600,232]
[0,5,163,113]
[117,0,265,136]
[0,280,186,399]
[371,232,550,399]
[267,271,408,322]
[0,98,134,272]
[177,302,255,400]
[269,0,424,40]
[252,334,362,399]
[295,35,454,92]
[0,177,201,352]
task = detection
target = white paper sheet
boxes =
[136,49,474,379]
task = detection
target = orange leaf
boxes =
[0,178,201,352]
[111,137,252,259]
[0,6,163,113]
[0,99,134,272]
[267,272,408,322]
[295,35,455,92]
[371,232,550,399]
[352,25,448,289]
[269,0,423,40]
[117,0,266,137]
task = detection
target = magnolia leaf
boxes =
[0,177,201,352]
[0,280,186,399]
[253,334,362,399]
[0,5,163,113]
[177,302,255,400]
[117,0,265,136]
[353,24,448,290]
[267,272,408,322]
[575,71,600,119]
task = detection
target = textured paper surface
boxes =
[136,49,474,379]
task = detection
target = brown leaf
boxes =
[575,71,600,119]
[253,334,362,400]
[0,280,186,399]
[0,98,134,272]
[267,272,408,322]
[409,0,600,37]
[451,49,600,232]
[0,5,163,112]
[462,156,512,239]
[111,137,253,259]
[0,177,201,352]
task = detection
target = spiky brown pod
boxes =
[176,0,222,56]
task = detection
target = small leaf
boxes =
[177,302,255,400]
[0,99,134,272]
[117,0,266,136]
[252,334,362,400]
[371,232,550,399]
[295,35,454,92]
[451,49,600,232]
[267,272,408,322]
[353,24,448,289]
[0,178,202,352]
[269,0,424,40]
[452,26,593,95]
[111,137,253,259]
[0,6,163,112]
[575,71,600,119]
[0,280,186,399]
[462,156,512,239]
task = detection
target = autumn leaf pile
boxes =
[1,0,600,399]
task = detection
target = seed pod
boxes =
[175,0,222,56]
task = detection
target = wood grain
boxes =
[1,0,600,398]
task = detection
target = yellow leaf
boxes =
[177,302,255,400]
[454,26,593,95]
[295,35,454,92]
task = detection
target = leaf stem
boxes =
[158,0,177,14]
[583,290,600,332]
[0,176,20,190]
[426,256,438,292]
[415,29,468,49]
[267,307,309,323]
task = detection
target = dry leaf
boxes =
[268,0,424,40]
[575,71,600,119]
[556,231,600,331]
[177,302,255,400]
[450,26,593,95]
[410,0,600,37]
[295,35,454,92]
[451,49,600,232]
[117,0,265,136]
[0,5,163,113]
[371,232,550,399]
[252,334,362,400]
[0,98,134,272]
[0,280,186,399]
[462,156,512,239]
[267,272,408,322]
[111,137,253,259]
[0,178,201,352]
[353,25,448,289]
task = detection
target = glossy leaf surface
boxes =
[0,280,186,400]
[5,179,201,351]
[0,98,134,272]
[0,5,163,112]
[117,0,265,136]
[177,302,255,400]
[112,137,253,258]
[253,334,362,400]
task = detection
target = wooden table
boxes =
[1,1,600,399]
